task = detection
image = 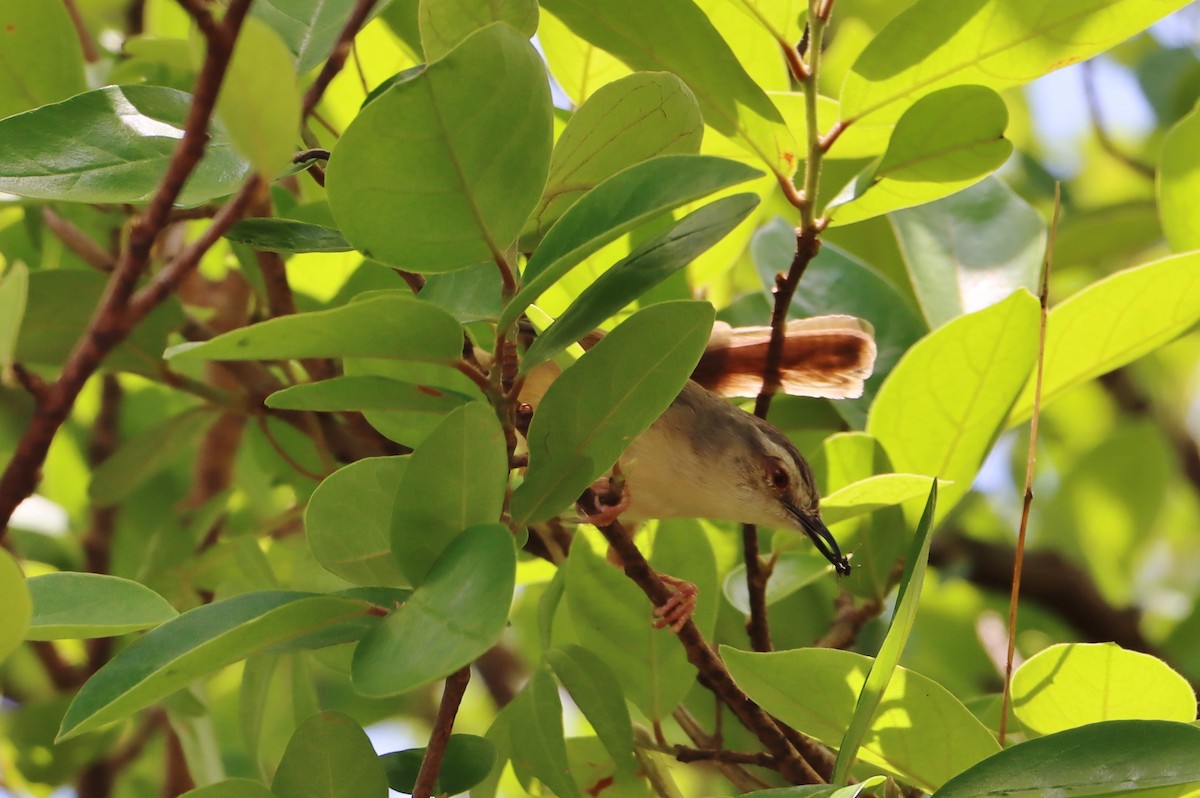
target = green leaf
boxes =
[521,193,759,373]
[352,523,515,696]
[306,457,411,588]
[0,0,86,118]
[1158,103,1200,252]
[272,711,388,798]
[834,480,937,783]
[932,720,1200,798]
[545,646,638,777]
[524,71,704,243]
[1009,250,1200,425]
[508,669,583,798]
[0,85,250,205]
[539,0,794,172]
[25,573,178,640]
[166,291,463,363]
[511,300,714,525]
[252,0,388,73]
[739,779,887,798]
[0,261,28,374]
[212,17,301,177]
[225,219,352,253]
[891,176,1046,328]
[89,407,217,506]
[723,646,999,792]
[501,155,761,329]
[391,403,508,584]
[1011,643,1197,737]
[418,0,538,61]
[724,551,836,615]
[828,86,1011,226]
[0,548,31,663]
[563,530,698,722]
[821,474,951,526]
[841,0,1192,128]
[18,270,185,377]
[420,265,504,322]
[58,591,375,740]
[326,24,552,272]
[267,376,474,413]
[868,290,1039,522]
[181,778,276,798]
[381,734,498,795]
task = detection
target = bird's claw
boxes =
[653,574,698,634]
[577,477,630,527]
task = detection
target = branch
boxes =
[1082,60,1155,180]
[301,0,380,118]
[412,666,471,798]
[41,207,116,271]
[62,0,100,62]
[593,518,823,785]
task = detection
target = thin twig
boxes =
[673,746,776,768]
[301,0,381,118]
[62,0,100,62]
[412,666,472,798]
[999,182,1059,745]
[594,518,823,785]
[292,148,331,164]
[1082,60,1155,180]
[42,207,116,271]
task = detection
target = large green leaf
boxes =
[225,219,352,253]
[212,17,301,177]
[521,193,759,372]
[352,524,515,696]
[0,261,28,374]
[391,403,508,585]
[25,573,178,640]
[511,301,714,525]
[539,0,793,172]
[821,474,951,525]
[723,646,1000,792]
[545,646,638,777]
[891,176,1045,328]
[1011,643,1197,737]
[326,24,552,272]
[0,0,86,118]
[58,591,376,740]
[1008,250,1200,424]
[501,154,761,329]
[305,457,411,588]
[828,86,1011,226]
[933,721,1200,797]
[181,779,275,798]
[834,481,937,783]
[89,407,218,506]
[841,0,1192,131]
[166,291,463,363]
[1158,103,1200,252]
[507,670,583,798]
[0,548,30,663]
[0,85,250,205]
[418,0,538,61]
[272,711,388,798]
[524,71,704,243]
[868,290,1039,522]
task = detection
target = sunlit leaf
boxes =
[418,0,537,61]
[1158,101,1200,252]
[0,548,31,663]
[0,261,28,374]
[181,778,276,798]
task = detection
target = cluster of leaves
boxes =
[1,0,1200,797]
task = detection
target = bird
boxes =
[514,315,877,628]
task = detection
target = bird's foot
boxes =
[653,573,698,634]
[577,477,630,527]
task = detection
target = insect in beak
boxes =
[785,503,852,577]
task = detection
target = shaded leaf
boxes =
[724,551,836,615]
[508,669,583,798]
[0,0,86,118]
[352,524,515,696]
[545,646,638,777]
[381,734,497,795]
[26,573,177,640]
[267,376,473,413]
[326,24,552,271]
[181,778,276,798]
[1158,101,1200,252]
[225,219,352,253]
[253,0,388,73]
[272,711,388,798]
[0,85,249,205]
[0,261,28,374]
[89,407,217,506]
[0,548,30,663]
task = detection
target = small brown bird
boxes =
[520,315,877,588]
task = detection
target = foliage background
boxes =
[1,0,1200,797]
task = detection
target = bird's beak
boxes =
[785,503,851,577]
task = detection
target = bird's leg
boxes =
[653,573,698,634]
[576,474,630,527]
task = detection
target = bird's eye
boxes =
[770,466,790,491]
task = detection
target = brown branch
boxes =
[0,1,256,537]
[593,518,823,785]
[672,708,769,791]
[62,0,100,62]
[673,745,776,768]
[412,666,471,798]
[813,591,883,650]
[292,148,331,164]
[301,0,381,118]
[1082,60,1155,180]
[741,524,773,652]
[42,207,115,272]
